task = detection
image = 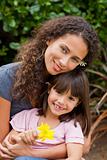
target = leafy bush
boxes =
[0,0,107,59]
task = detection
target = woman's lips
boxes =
[53,60,62,72]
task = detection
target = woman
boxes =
[0,15,99,159]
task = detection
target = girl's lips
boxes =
[54,103,64,111]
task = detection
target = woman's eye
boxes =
[61,46,67,54]
[70,58,79,64]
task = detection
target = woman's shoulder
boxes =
[0,62,21,77]
[0,62,21,101]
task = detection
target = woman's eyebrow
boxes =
[61,44,70,53]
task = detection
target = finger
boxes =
[20,131,33,145]
[2,135,10,147]
[11,134,22,143]
[27,130,37,144]
[32,130,37,139]
[26,130,36,144]
[0,143,15,157]
[20,132,30,144]
[31,130,37,144]
[25,130,33,145]
[0,150,14,159]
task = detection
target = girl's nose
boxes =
[58,96,65,105]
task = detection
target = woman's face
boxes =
[44,34,88,75]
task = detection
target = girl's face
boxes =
[45,34,88,75]
[47,87,79,117]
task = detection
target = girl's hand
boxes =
[19,130,37,145]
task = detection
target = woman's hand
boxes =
[0,137,32,158]
[0,142,16,159]
[0,129,34,158]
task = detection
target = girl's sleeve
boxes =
[64,121,84,145]
[10,110,29,132]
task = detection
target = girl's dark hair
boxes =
[13,16,99,107]
[38,69,90,136]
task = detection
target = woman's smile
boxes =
[53,60,63,72]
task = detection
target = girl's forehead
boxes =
[55,87,72,96]
[64,89,73,96]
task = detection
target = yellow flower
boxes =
[37,123,55,141]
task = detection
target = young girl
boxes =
[1,69,90,160]
[0,15,99,158]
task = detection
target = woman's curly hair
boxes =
[13,16,99,106]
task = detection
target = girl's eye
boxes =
[55,90,61,95]
[68,96,74,101]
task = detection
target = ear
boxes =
[46,40,50,46]
[46,39,54,46]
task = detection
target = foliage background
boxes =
[0,0,107,132]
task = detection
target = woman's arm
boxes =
[0,142,67,159]
[30,143,67,159]
[1,130,67,159]
[0,97,11,142]
[66,143,83,160]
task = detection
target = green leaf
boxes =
[13,0,18,6]
[9,19,16,27]
[0,13,3,20]
[3,22,10,32]
[30,5,40,14]
[0,46,8,56]
[9,42,21,50]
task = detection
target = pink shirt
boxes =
[10,108,84,149]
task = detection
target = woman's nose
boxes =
[59,56,69,67]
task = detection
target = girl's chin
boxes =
[52,110,63,116]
